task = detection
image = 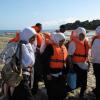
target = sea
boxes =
[0,29,95,38]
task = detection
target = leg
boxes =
[79,70,87,97]
[74,64,87,97]
[12,75,33,100]
[93,63,100,100]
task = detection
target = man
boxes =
[59,25,67,33]
[55,25,67,34]
[32,23,43,48]
[31,23,43,95]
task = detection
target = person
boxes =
[40,32,52,54]
[31,23,44,95]
[59,25,67,33]
[55,25,67,33]
[41,33,68,100]
[68,27,90,99]
[11,27,37,100]
[0,32,21,100]
[32,23,43,49]
[40,24,67,54]
[9,32,20,42]
[91,26,100,100]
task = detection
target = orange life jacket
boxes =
[49,44,68,69]
[31,26,40,33]
[9,32,20,42]
[31,26,43,47]
[72,39,89,63]
[91,35,100,45]
[37,33,43,47]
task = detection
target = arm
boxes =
[22,44,35,67]
[68,41,76,67]
[41,44,53,75]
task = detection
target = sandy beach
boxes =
[0,35,96,100]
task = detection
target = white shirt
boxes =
[68,41,76,55]
[68,41,88,70]
[91,39,100,64]
[0,42,35,68]
[22,43,35,67]
[32,38,37,53]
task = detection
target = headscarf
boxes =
[91,26,100,45]
[75,27,90,49]
[96,26,100,36]
[75,27,86,38]
[70,27,86,41]
[70,30,78,41]
[51,32,66,45]
[20,27,36,42]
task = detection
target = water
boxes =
[64,31,95,36]
[0,30,19,35]
[0,30,95,37]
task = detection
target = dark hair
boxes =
[35,23,42,27]
[60,25,66,30]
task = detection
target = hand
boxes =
[47,74,52,80]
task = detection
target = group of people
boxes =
[1,23,100,100]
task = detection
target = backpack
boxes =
[0,42,23,87]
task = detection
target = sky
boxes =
[0,0,100,30]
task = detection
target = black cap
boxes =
[35,23,42,27]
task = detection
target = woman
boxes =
[12,27,36,100]
[41,33,68,100]
[68,27,90,98]
[91,26,100,100]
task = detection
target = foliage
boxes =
[63,19,100,30]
